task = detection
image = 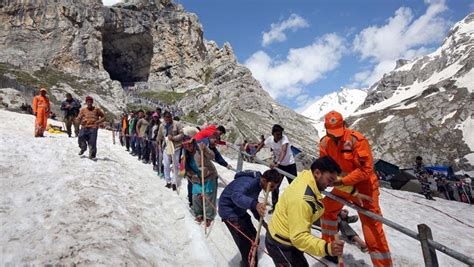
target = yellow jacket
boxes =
[268,170,332,257]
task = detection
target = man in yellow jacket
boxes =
[266,156,345,266]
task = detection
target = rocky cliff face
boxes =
[0,0,318,154]
[348,13,474,171]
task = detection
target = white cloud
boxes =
[245,33,346,100]
[262,14,309,47]
[351,0,449,87]
[295,94,322,113]
[102,0,122,6]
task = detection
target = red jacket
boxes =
[194,125,226,145]
[194,125,217,141]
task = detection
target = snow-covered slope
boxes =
[348,13,474,171]
[0,110,215,266]
[300,88,367,136]
[304,13,473,171]
[1,109,473,266]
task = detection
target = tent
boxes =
[290,145,302,156]
[389,171,415,190]
[424,166,455,179]
[374,159,400,178]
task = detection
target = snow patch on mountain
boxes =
[455,68,474,93]
[355,60,465,115]
[441,110,457,124]
[379,115,395,123]
[300,88,367,136]
[459,117,474,151]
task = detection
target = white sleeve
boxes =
[264,136,273,147]
[281,135,290,145]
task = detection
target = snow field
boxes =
[1,109,473,267]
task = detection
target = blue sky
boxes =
[106,0,473,111]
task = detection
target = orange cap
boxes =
[324,110,345,137]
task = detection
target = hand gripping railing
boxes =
[228,144,474,267]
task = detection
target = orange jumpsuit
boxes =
[320,128,392,266]
[32,95,50,137]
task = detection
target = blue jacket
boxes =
[218,171,262,220]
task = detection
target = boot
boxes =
[194,216,203,224]
[165,183,171,189]
[78,148,86,155]
[172,184,177,191]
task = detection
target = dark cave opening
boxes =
[102,31,153,85]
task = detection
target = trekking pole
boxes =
[250,183,271,267]
[335,234,344,267]
[201,147,207,235]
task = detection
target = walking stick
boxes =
[335,234,344,267]
[110,121,115,144]
[250,183,271,267]
[201,147,207,235]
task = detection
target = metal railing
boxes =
[227,145,474,267]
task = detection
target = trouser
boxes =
[136,137,142,158]
[321,189,392,266]
[119,133,124,146]
[187,179,193,206]
[163,149,181,184]
[420,181,432,199]
[64,115,79,137]
[272,163,297,208]
[265,232,308,267]
[123,135,130,150]
[78,128,98,158]
[157,147,164,176]
[150,142,157,165]
[130,135,137,153]
[224,214,258,267]
[139,138,149,161]
[34,109,48,137]
[192,176,217,220]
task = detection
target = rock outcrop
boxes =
[0,0,318,154]
[304,13,474,171]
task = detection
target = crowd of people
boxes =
[414,156,473,203]
[115,109,392,267]
[31,87,394,266]
[31,87,474,266]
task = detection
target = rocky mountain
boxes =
[301,88,367,137]
[0,0,318,154]
[303,13,474,171]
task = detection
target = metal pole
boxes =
[418,224,439,267]
[226,145,474,266]
[236,150,243,172]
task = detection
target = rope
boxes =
[184,175,272,265]
[381,188,474,229]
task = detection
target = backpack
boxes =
[234,170,262,180]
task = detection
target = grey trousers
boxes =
[64,115,80,137]
[78,128,98,157]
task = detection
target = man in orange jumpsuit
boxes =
[32,88,51,137]
[320,110,392,266]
